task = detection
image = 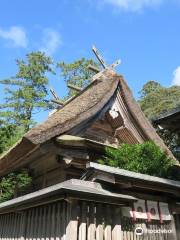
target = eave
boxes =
[0,179,137,214]
[86,162,180,197]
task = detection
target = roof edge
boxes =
[87,162,180,189]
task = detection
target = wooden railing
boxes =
[0,200,176,240]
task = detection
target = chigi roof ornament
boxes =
[50,45,122,107]
[92,45,121,70]
[89,45,122,81]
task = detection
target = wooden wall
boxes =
[0,199,177,240]
[174,214,180,240]
[29,153,66,190]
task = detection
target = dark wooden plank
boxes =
[87,202,96,240]
[96,203,103,240]
[104,204,112,240]
[78,201,87,240]
[112,206,122,240]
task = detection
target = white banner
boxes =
[134,199,147,219]
[147,200,159,220]
[121,200,171,222]
[159,202,171,221]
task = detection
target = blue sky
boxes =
[0,0,180,122]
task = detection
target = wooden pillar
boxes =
[12,213,18,240]
[41,206,47,240]
[19,212,26,240]
[174,214,180,240]
[79,202,87,240]
[2,214,7,240]
[45,205,52,240]
[61,202,66,240]
[87,202,96,240]
[170,213,178,240]
[66,199,79,240]
[55,203,61,240]
[25,210,31,240]
[51,204,56,240]
[104,205,112,240]
[96,204,103,240]
[0,215,3,238]
[112,206,122,240]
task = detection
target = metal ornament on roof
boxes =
[92,45,121,70]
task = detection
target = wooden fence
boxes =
[0,200,175,240]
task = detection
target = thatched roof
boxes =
[25,70,119,144]
[0,69,177,176]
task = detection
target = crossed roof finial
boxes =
[92,45,121,70]
[50,46,122,107]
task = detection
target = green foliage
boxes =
[0,125,24,155]
[0,51,54,131]
[139,81,180,119]
[0,56,98,154]
[57,58,99,97]
[139,81,180,160]
[156,129,180,161]
[140,81,161,98]
[98,142,177,179]
[0,169,32,202]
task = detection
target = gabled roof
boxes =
[0,69,177,176]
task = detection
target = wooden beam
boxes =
[67,84,82,92]
[50,87,59,100]
[56,135,86,147]
[56,149,89,161]
[51,99,64,106]
[90,172,115,184]
[88,64,100,73]
[56,134,116,152]
[92,45,108,69]
[92,45,121,70]
[110,59,121,69]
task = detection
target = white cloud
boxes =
[0,26,27,48]
[40,29,62,55]
[102,0,163,12]
[172,66,180,86]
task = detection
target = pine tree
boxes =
[0,124,24,155]
[57,58,99,97]
[0,52,54,131]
